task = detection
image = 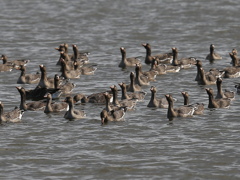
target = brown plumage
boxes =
[206,44,222,61]
[118,47,141,68]
[205,88,231,108]
[147,86,168,108]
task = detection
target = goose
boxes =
[229,52,240,67]
[0,63,14,72]
[55,43,70,54]
[150,57,180,74]
[147,86,168,108]
[88,91,113,103]
[54,74,76,95]
[110,85,137,111]
[181,91,204,115]
[149,58,167,75]
[58,51,75,70]
[103,92,123,112]
[60,58,81,79]
[222,63,240,78]
[100,108,127,125]
[171,47,196,69]
[64,96,86,120]
[138,63,157,81]
[16,86,46,111]
[230,49,240,65]
[71,44,89,64]
[22,74,61,100]
[197,67,217,85]
[195,60,224,82]
[73,93,87,104]
[44,93,68,113]
[142,43,172,65]
[17,65,40,84]
[118,47,141,68]
[118,82,147,101]
[37,64,55,88]
[0,101,24,123]
[1,54,29,67]
[232,48,238,55]
[73,60,97,75]
[205,88,231,108]
[22,86,60,101]
[215,78,235,100]
[55,43,72,65]
[206,44,222,61]
[126,72,142,92]
[56,44,89,66]
[73,91,113,104]
[135,63,150,86]
[165,94,196,119]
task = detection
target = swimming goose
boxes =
[55,43,70,54]
[205,88,231,108]
[165,94,196,119]
[73,61,97,75]
[118,82,147,101]
[149,58,167,75]
[22,74,61,100]
[0,63,14,72]
[215,78,235,100]
[54,74,75,95]
[118,47,141,68]
[232,48,238,55]
[56,44,89,65]
[222,63,240,78]
[135,63,150,86]
[37,64,55,88]
[147,86,168,108]
[1,54,29,67]
[100,108,127,125]
[55,43,72,64]
[230,49,240,64]
[171,47,196,69]
[64,96,86,120]
[197,67,217,85]
[17,65,40,84]
[229,52,240,67]
[56,49,72,66]
[25,86,60,101]
[73,93,87,104]
[88,91,113,103]
[71,44,89,64]
[60,59,81,79]
[103,92,123,112]
[60,50,75,69]
[142,43,172,65]
[73,91,113,104]
[110,85,137,111]
[195,60,224,81]
[181,91,204,115]
[44,93,68,113]
[150,57,180,74]
[138,63,157,81]
[126,72,142,92]
[0,102,24,123]
[206,44,222,61]
[16,86,46,111]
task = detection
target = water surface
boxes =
[0,0,240,179]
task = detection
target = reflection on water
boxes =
[0,0,240,179]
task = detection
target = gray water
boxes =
[0,0,240,179]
